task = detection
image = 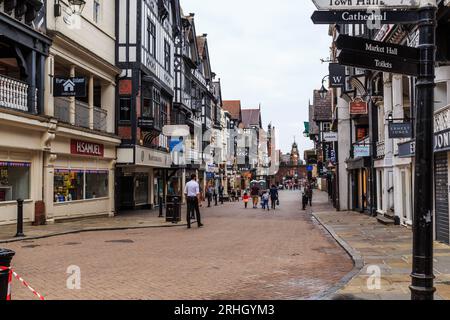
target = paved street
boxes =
[6,192,353,299]
[3,190,353,300]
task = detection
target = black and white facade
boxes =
[115,0,180,209]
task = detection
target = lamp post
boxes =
[410,0,437,301]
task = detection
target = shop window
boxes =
[0,162,30,202]
[54,170,84,202]
[86,171,108,199]
[54,170,109,202]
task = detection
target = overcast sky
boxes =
[182,0,331,156]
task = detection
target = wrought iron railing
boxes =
[94,107,107,132]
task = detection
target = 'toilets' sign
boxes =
[312,0,420,10]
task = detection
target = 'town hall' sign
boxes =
[312,0,420,10]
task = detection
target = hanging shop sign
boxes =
[311,9,420,25]
[398,140,415,158]
[54,77,86,97]
[138,117,155,130]
[70,139,104,157]
[323,131,338,142]
[312,0,419,10]
[350,98,368,115]
[388,122,413,139]
[354,145,370,158]
[329,63,346,87]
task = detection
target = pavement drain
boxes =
[105,239,135,244]
[64,242,82,246]
[21,244,41,248]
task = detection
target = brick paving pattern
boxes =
[2,190,353,300]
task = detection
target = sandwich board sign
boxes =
[312,0,420,10]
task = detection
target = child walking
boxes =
[243,192,250,209]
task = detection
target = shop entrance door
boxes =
[118,176,134,209]
[435,153,450,244]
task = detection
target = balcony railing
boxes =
[54,97,71,123]
[376,141,385,159]
[0,74,34,112]
[94,107,107,132]
[75,100,90,129]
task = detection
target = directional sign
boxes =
[337,49,419,76]
[311,9,420,25]
[336,34,420,61]
[312,0,419,10]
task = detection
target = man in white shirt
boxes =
[184,174,203,229]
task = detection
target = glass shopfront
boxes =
[0,161,30,202]
[54,169,109,202]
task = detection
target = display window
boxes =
[54,169,109,202]
[0,161,31,202]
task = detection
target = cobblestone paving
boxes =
[3,191,353,300]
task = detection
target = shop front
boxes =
[45,134,119,222]
[347,157,371,213]
[434,106,450,244]
[116,146,172,210]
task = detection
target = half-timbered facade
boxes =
[115,0,181,209]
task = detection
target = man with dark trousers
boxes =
[184,174,203,229]
[218,184,224,204]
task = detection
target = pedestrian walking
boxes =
[218,184,224,204]
[250,184,260,208]
[269,184,279,210]
[184,174,203,229]
[243,192,250,209]
[261,191,270,211]
[206,184,213,208]
[307,183,313,207]
[213,186,218,206]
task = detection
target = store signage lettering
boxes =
[434,107,450,133]
[434,128,450,153]
[388,122,413,139]
[312,0,419,10]
[329,63,346,87]
[71,140,104,157]
[323,132,338,142]
[350,98,368,115]
[354,145,370,158]
[311,10,419,25]
[54,77,87,97]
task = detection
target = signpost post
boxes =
[311,0,437,300]
[410,0,437,301]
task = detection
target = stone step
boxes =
[377,214,396,225]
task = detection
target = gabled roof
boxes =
[241,108,262,129]
[196,34,212,80]
[223,100,242,121]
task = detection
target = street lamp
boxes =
[68,0,86,15]
[318,75,329,100]
[54,0,86,16]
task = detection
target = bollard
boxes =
[0,248,15,300]
[158,196,163,218]
[15,199,25,238]
[173,196,180,224]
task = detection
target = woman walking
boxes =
[269,184,279,210]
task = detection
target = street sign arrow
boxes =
[311,9,420,24]
[337,49,419,76]
[336,34,420,61]
[312,0,420,10]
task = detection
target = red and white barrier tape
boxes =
[0,266,45,300]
